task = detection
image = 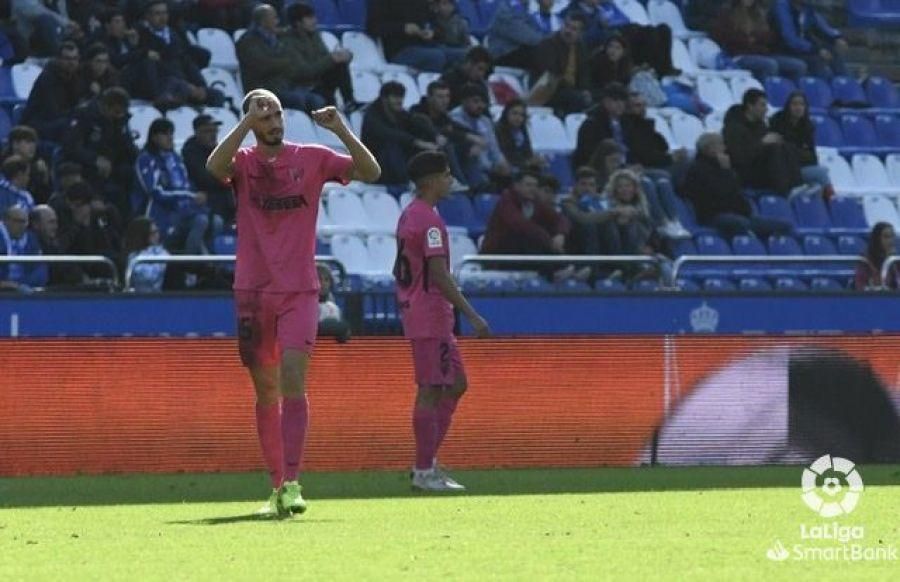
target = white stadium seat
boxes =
[669,112,705,150]
[341,31,407,74]
[730,75,764,103]
[11,62,41,99]
[449,232,478,273]
[165,106,197,149]
[365,233,398,276]
[327,189,371,232]
[886,154,900,187]
[614,0,650,25]
[320,30,340,52]
[648,0,705,40]
[282,109,318,143]
[646,110,678,150]
[417,72,441,97]
[687,37,722,70]
[330,233,371,275]
[852,154,900,197]
[351,70,381,103]
[704,110,725,133]
[527,111,571,152]
[197,28,239,71]
[399,191,415,209]
[565,113,587,151]
[819,150,872,196]
[697,74,736,112]
[863,195,900,230]
[201,67,243,105]
[362,190,401,233]
[129,104,162,146]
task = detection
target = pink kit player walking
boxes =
[394,151,491,492]
[206,89,380,516]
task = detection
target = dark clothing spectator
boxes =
[439,52,492,110]
[622,113,673,169]
[182,135,235,224]
[589,37,633,90]
[770,0,846,79]
[362,94,437,185]
[683,149,791,239]
[21,57,83,142]
[61,98,138,217]
[486,0,545,69]
[769,106,817,167]
[722,103,802,194]
[12,0,77,57]
[54,183,121,279]
[281,24,356,109]
[79,43,122,103]
[29,205,86,288]
[482,187,569,256]
[237,25,315,109]
[573,110,624,169]
[2,126,52,204]
[431,0,471,48]
[532,28,592,115]
[495,120,537,172]
[367,0,466,72]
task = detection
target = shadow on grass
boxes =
[168,514,344,526]
[2,465,899,508]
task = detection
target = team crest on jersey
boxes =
[427,227,443,249]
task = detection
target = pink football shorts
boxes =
[410,336,465,387]
[235,289,319,367]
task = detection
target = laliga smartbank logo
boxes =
[765,455,897,562]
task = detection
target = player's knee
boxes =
[449,375,468,399]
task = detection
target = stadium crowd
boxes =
[0,0,897,293]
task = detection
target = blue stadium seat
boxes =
[674,278,701,291]
[865,76,900,114]
[315,238,331,255]
[484,278,520,292]
[520,277,554,293]
[874,114,900,150]
[764,76,796,109]
[594,278,627,292]
[437,193,484,236]
[836,234,866,254]
[473,193,499,224]
[555,279,592,293]
[802,234,837,255]
[810,114,843,149]
[337,0,368,30]
[774,276,808,291]
[0,107,10,142]
[831,76,868,107]
[792,193,831,234]
[547,154,574,191]
[730,234,766,255]
[671,196,713,235]
[758,195,795,227]
[840,114,886,155]
[308,0,345,31]
[703,277,736,291]
[695,234,731,255]
[829,197,869,234]
[456,0,502,38]
[738,277,771,291]
[213,234,236,254]
[767,234,802,255]
[799,76,834,112]
[810,276,844,290]
[669,238,696,258]
[849,0,900,28]
[631,279,660,292]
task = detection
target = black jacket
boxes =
[722,104,769,178]
[362,99,435,183]
[137,23,207,88]
[62,99,138,179]
[409,97,473,145]
[367,0,435,60]
[573,110,618,168]
[533,33,590,91]
[622,114,672,168]
[683,153,752,224]
[769,109,818,166]
[21,60,83,133]
[182,136,234,219]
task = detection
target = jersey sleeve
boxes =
[227,148,251,191]
[317,146,354,186]
[422,215,449,259]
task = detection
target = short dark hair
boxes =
[464,45,492,66]
[742,88,767,107]
[56,161,83,178]
[407,151,449,183]
[101,86,131,109]
[515,169,541,183]
[84,42,109,61]
[538,174,560,191]
[565,12,588,27]
[8,125,37,143]
[2,155,29,179]
[427,80,450,96]
[575,166,598,181]
[380,81,405,99]
[285,1,315,24]
[58,40,79,56]
[101,7,124,24]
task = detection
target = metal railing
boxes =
[0,255,120,287]
[671,255,867,285]
[124,254,344,289]
[456,254,661,279]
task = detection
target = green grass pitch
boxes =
[1,466,898,580]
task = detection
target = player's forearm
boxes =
[206,117,253,180]
[334,126,381,183]
[433,269,478,321]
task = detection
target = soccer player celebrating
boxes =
[395,151,491,491]
[206,90,380,516]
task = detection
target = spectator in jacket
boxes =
[771,0,847,79]
[573,82,628,169]
[684,133,792,239]
[0,205,46,292]
[367,0,467,72]
[362,82,439,185]
[440,46,493,110]
[12,0,81,57]
[62,87,138,218]
[769,91,832,196]
[723,89,802,195]
[282,2,360,113]
[409,80,477,186]
[494,99,546,173]
[0,156,35,214]
[21,41,83,141]
[532,12,592,115]
[590,35,634,95]
[317,263,351,342]
[54,180,120,277]
[486,0,546,69]
[182,114,235,224]
[431,0,471,49]
[122,216,169,292]
[29,203,85,288]
[562,0,677,76]
[711,0,807,81]
[2,126,51,204]
[135,118,223,255]
[449,83,512,191]
[855,222,899,290]
[93,8,145,97]
[237,4,318,111]
[79,42,121,103]
[481,170,573,279]
[138,0,219,109]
